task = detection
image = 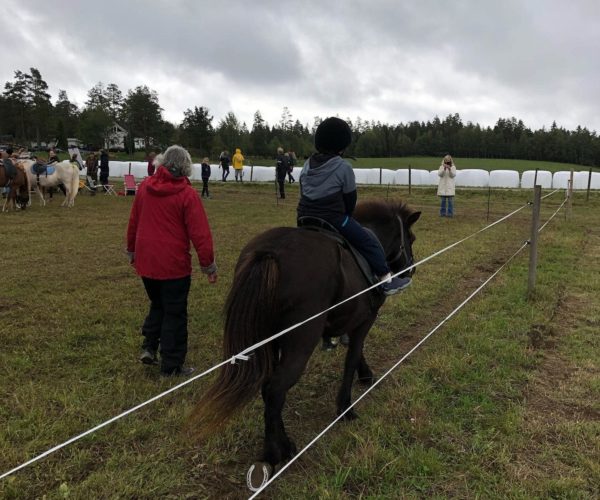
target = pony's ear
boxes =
[407,211,421,226]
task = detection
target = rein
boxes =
[386,215,410,268]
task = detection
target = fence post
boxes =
[527,185,542,298]
[408,164,412,195]
[128,162,131,175]
[250,163,254,182]
[379,167,382,185]
[567,169,574,218]
[586,167,592,202]
[533,168,538,187]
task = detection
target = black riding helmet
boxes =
[314,117,352,154]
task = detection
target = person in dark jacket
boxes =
[297,117,411,296]
[99,149,110,191]
[275,147,289,198]
[126,145,217,376]
[201,157,211,198]
[85,153,98,194]
[219,150,230,181]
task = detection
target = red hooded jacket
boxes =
[126,166,216,279]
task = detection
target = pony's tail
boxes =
[188,251,280,439]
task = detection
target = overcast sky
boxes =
[3,0,599,132]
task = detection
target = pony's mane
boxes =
[354,199,412,222]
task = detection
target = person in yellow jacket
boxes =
[232,148,244,182]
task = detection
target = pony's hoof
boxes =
[247,461,274,492]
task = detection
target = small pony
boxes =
[0,161,30,211]
[21,159,80,207]
[190,199,421,488]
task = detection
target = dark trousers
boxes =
[337,217,389,276]
[141,276,191,373]
[277,178,285,198]
[201,179,210,197]
[222,168,229,181]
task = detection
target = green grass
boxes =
[0,183,598,498]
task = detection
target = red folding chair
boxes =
[123,174,139,195]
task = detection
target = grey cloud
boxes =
[2,0,599,131]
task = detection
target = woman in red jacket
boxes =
[127,145,217,376]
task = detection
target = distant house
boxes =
[104,123,153,151]
[105,123,128,150]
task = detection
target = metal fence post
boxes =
[586,167,592,201]
[567,169,574,218]
[408,164,412,195]
[527,185,542,298]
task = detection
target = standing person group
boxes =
[437,154,457,217]
[126,145,217,376]
[232,148,244,182]
[219,151,230,181]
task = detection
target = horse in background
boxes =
[21,159,80,207]
[190,200,421,488]
[0,162,30,211]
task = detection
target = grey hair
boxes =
[162,145,193,177]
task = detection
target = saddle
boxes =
[297,216,381,290]
[31,162,56,177]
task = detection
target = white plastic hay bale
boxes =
[242,165,252,180]
[128,161,148,178]
[521,170,553,188]
[413,169,434,185]
[190,164,203,181]
[249,166,276,182]
[489,170,520,188]
[590,172,600,189]
[108,161,127,177]
[380,169,396,184]
[553,171,591,190]
[429,170,440,185]
[455,169,489,187]
[574,171,594,190]
[394,169,410,185]
[552,171,570,189]
[353,168,370,184]
[365,168,382,184]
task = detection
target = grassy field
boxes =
[1,182,598,498]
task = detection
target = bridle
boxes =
[386,215,412,270]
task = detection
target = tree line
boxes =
[1,68,599,165]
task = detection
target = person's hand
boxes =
[207,272,218,284]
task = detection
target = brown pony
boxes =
[190,200,421,486]
[0,161,30,211]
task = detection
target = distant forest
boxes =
[1,67,599,165]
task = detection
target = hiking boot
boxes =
[139,350,158,365]
[381,277,412,296]
[160,366,196,377]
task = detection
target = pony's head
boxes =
[354,200,421,278]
